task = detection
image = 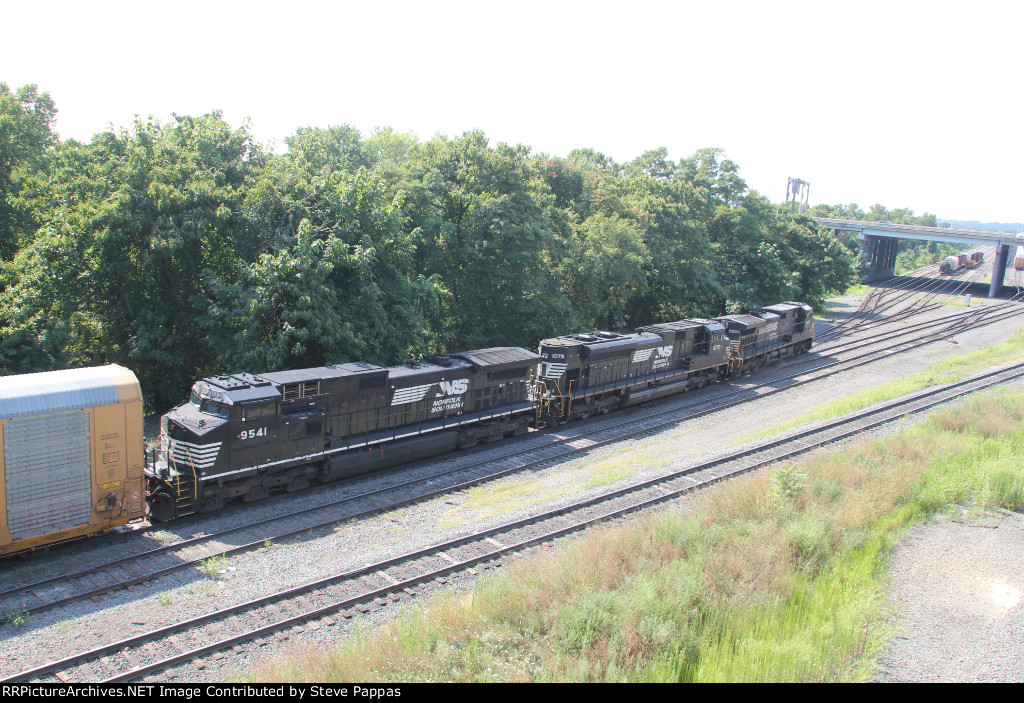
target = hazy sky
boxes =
[4,1,1021,223]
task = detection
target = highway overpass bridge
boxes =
[815,218,1022,297]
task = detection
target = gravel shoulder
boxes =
[875,508,1024,683]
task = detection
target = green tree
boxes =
[0,83,57,260]
[616,172,721,323]
[284,124,369,175]
[404,131,571,350]
[562,214,651,330]
[706,193,852,312]
[679,147,748,207]
[214,168,435,371]
[627,147,677,180]
[2,113,262,408]
[809,202,866,221]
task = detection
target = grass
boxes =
[439,477,564,527]
[190,581,215,597]
[10,561,50,582]
[751,328,1024,440]
[240,388,1024,683]
[937,294,988,308]
[199,554,228,578]
[5,611,28,629]
[580,454,640,489]
[148,530,180,545]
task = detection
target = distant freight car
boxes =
[0,365,146,555]
[939,256,961,275]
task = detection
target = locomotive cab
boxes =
[149,374,290,520]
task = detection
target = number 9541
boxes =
[239,427,268,441]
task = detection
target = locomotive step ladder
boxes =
[173,473,196,516]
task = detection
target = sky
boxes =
[3,0,1022,223]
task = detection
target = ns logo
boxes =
[438,379,470,396]
[655,345,673,359]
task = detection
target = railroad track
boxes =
[8,358,1024,684]
[4,298,1023,624]
[819,249,1003,344]
[816,293,1024,357]
[817,266,946,342]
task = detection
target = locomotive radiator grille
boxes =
[163,436,221,471]
[542,363,567,380]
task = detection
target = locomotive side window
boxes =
[241,402,277,421]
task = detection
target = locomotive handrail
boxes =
[181,444,199,509]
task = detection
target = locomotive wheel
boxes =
[199,494,224,513]
[287,476,310,492]
[243,485,268,503]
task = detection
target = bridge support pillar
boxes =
[989,244,1011,298]
[859,234,896,283]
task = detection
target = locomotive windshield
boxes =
[189,385,231,418]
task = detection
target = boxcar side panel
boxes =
[4,409,93,544]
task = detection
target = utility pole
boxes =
[786,177,810,214]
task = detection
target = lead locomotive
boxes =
[146,348,539,520]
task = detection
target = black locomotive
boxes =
[147,347,539,521]
[535,301,814,424]
[145,302,814,521]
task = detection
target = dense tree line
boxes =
[0,84,855,410]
